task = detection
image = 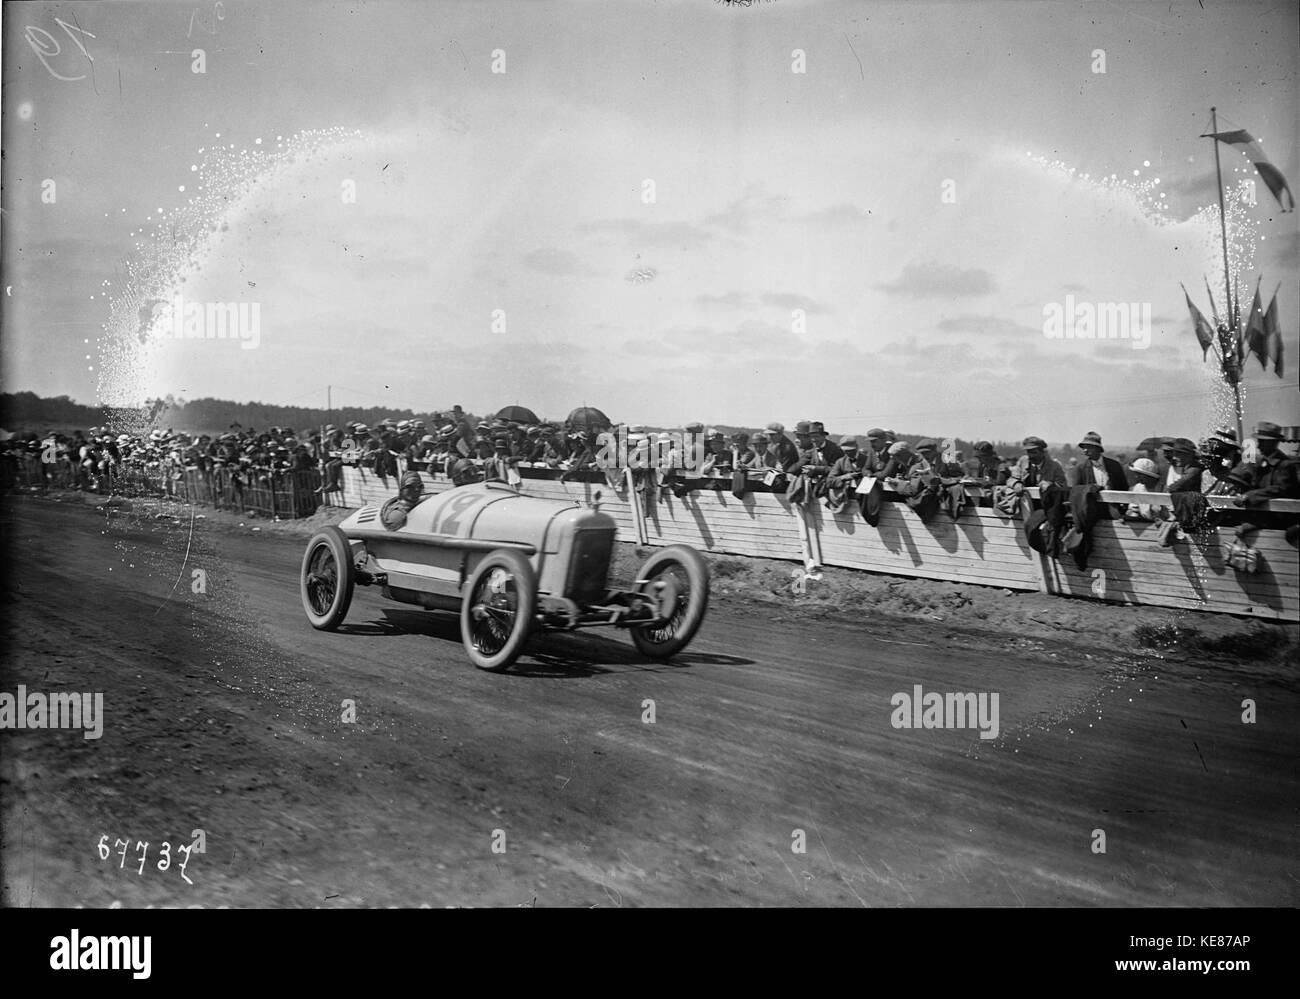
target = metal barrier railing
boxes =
[1,457,324,519]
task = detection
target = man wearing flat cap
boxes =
[765,421,801,474]
[882,440,915,485]
[380,470,427,530]
[728,431,756,468]
[824,435,868,513]
[915,438,968,518]
[1006,436,1068,494]
[741,432,768,470]
[885,441,940,521]
[970,441,1009,486]
[863,428,895,476]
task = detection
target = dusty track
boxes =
[2,495,1296,907]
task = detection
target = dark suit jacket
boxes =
[1073,456,1128,491]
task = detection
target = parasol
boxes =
[566,406,611,433]
[495,405,540,425]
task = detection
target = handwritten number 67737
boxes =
[25,19,95,82]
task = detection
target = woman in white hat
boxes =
[1123,457,1161,520]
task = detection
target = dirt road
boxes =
[2,495,1295,907]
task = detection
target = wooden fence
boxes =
[331,464,1300,622]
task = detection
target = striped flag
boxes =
[1181,284,1215,359]
[1263,290,1284,377]
[1202,127,1296,212]
[1244,282,1268,369]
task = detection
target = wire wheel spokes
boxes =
[644,565,689,642]
[469,567,519,656]
[305,544,338,615]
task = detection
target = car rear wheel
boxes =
[301,526,355,630]
[461,549,537,671]
[630,545,709,658]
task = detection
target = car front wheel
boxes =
[301,526,355,630]
[461,549,537,671]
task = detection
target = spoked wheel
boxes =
[301,526,355,630]
[461,549,537,671]
[630,545,710,658]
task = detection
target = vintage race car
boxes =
[299,482,709,670]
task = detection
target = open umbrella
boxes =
[495,405,540,425]
[566,406,611,433]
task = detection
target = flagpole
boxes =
[1210,109,1247,445]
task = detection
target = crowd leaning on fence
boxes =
[3,413,1297,556]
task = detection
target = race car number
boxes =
[429,490,482,535]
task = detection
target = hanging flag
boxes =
[1244,281,1268,369]
[1201,127,1296,212]
[1263,290,1284,377]
[1181,284,1215,358]
[1203,276,1222,325]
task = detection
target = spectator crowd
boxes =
[3,407,1297,548]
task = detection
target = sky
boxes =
[2,0,1298,446]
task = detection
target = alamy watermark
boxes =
[890,683,999,740]
[50,931,151,979]
[1042,296,1151,350]
[0,686,103,739]
[154,292,261,349]
[594,426,707,471]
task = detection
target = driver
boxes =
[380,470,427,530]
[445,454,484,487]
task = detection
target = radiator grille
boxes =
[565,529,614,606]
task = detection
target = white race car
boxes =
[300,482,709,671]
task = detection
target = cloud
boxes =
[694,291,829,313]
[1155,171,1222,207]
[351,253,431,279]
[1268,229,1300,268]
[522,247,584,276]
[802,203,873,225]
[880,262,996,298]
[936,314,1040,338]
[703,189,789,233]
[761,292,830,314]
[651,320,803,361]
[696,291,751,308]
[578,218,713,250]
